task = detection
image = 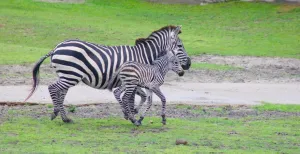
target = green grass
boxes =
[0,0,299,64]
[191,63,242,70]
[1,104,299,153]
[0,116,299,153]
[254,102,300,112]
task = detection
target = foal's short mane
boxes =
[152,51,170,65]
[135,25,182,45]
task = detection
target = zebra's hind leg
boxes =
[135,87,147,114]
[58,89,72,123]
[48,83,60,120]
[113,86,128,120]
[48,79,78,123]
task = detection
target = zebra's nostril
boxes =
[188,57,191,65]
[182,64,190,70]
[178,71,184,76]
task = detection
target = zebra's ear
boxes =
[175,25,182,35]
[170,25,182,39]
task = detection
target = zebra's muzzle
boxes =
[182,57,191,70]
[178,71,184,77]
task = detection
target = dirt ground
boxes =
[1,55,300,86]
[0,103,299,124]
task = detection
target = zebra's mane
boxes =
[152,25,182,35]
[135,25,182,45]
[135,38,147,45]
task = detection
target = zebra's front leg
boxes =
[153,87,167,125]
[129,88,137,114]
[123,85,140,126]
[113,86,128,120]
[135,87,147,114]
[137,89,153,125]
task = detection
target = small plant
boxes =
[176,104,193,110]
[191,106,205,114]
[47,104,53,108]
[68,105,76,113]
[213,107,223,113]
[6,109,16,122]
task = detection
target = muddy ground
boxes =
[0,103,299,124]
[1,55,300,86]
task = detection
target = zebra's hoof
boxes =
[123,115,129,120]
[130,119,141,126]
[162,120,166,125]
[134,121,142,126]
[138,117,144,124]
[50,113,57,120]
[63,118,74,123]
[122,111,129,120]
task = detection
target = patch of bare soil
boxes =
[0,104,298,124]
[277,3,300,13]
[1,55,299,86]
[0,64,56,86]
[185,55,300,83]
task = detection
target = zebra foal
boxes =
[108,51,184,126]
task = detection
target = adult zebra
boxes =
[24,25,191,123]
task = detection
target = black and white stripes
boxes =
[108,51,184,126]
[24,25,191,123]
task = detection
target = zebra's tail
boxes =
[24,51,53,102]
[107,68,122,92]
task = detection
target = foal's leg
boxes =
[122,84,140,126]
[113,86,128,120]
[152,87,167,125]
[135,87,147,114]
[128,87,137,114]
[137,89,153,124]
[113,86,146,119]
